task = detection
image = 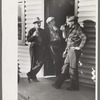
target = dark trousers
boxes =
[54,49,81,89]
[27,44,44,79]
[54,65,70,88]
[49,41,63,77]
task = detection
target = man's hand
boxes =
[33,31,38,36]
[32,28,39,37]
[62,50,67,58]
[61,65,67,74]
[53,26,58,31]
[60,25,65,31]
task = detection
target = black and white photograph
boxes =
[2,0,98,100]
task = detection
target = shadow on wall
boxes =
[79,20,96,85]
[83,20,96,45]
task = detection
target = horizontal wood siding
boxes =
[77,0,96,86]
[18,45,30,77]
[18,0,44,77]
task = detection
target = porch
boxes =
[18,78,95,100]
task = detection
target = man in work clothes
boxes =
[27,17,46,82]
[46,17,63,77]
[52,16,87,90]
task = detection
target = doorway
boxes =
[44,0,74,76]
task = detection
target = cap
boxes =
[46,17,55,24]
[68,16,78,22]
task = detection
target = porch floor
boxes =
[18,78,95,100]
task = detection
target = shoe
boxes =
[32,78,39,82]
[52,84,60,89]
[66,87,79,91]
[27,73,31,83]
[27,77,31,83]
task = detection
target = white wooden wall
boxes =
[77,0,96,26]
[76,0,96,86]
[18,0,44,77]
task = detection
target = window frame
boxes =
[18,0,25,45]
[74,0,78,16]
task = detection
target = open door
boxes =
[44,0,74,76]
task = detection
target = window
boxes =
[18,0,25,45]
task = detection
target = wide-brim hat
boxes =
[33,17,42,24]
[46,17,55,24]
[68,16,78,22]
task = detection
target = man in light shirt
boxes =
[46,17,63,77]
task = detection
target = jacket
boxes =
[66,23,86,49]
[27,28,46,48]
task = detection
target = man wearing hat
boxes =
[27,17,46,82]
[60,16,71,40]
[52,16,87,90]
[46,17,63,77]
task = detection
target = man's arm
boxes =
[77,26,87,49]
[60,25,66,39]
[27,28,37,42]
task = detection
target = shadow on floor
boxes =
[18,78,95,100]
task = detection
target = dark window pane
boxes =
[18,23,22,40]
[18,2,23,41]
[18,4,22,22]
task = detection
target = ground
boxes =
[18,78,95,100]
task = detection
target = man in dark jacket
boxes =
[27,17,46,82]
[52,16,87,90]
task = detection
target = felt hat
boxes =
[33,17,42,24]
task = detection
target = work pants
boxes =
[49,41,63,77]
[27,43,44,79]
[54,48,81,89]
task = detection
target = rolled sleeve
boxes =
[77,27,87,49]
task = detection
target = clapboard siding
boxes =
[18,0,44,77]
[78,0,96,23]
[77,0,96,86]
[78,6,96,12]
[18,45,30,73]
[24,0,44,35]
